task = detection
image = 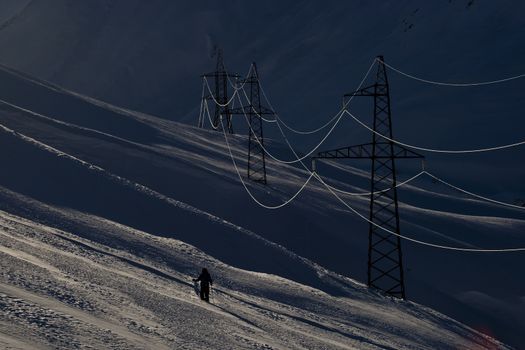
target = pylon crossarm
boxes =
[344,85,382,97]
[392,145,424,158]
[314,143,375,158]
[314,143,423,160]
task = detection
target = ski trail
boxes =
[0,0,34,32]
[0,98,253,189]
[0,98,150,149]
[0,62,164,125]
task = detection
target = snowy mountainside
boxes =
[0,205,505,349]
[0,61,522,347]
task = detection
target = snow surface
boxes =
[0,61,521,348]
[0,207,506,349]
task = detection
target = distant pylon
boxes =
[312,56,424,299]
[231,63,271,184]
[199,48,239,133]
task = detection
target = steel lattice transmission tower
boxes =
[199,49,239,133]
[230,63,271,184]
[312,56,424,299]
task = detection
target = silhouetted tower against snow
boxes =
[312,56,424,299]
[230,63,270,184]
[199,49,239,133]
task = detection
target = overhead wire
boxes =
[219,114,525,251]
[423,171,525,210]
[227,59,377,164]
[237,99,525,210]
[378,58,525,87]
[204,99,219,130]
[202,76,240,107]
[314,172,525,252]
[224,61,254,91]
[235,91,345,164]
[219,116,315,209]
[217,106,525,251]
[344,109,525,154]
[210,56,525,152]
[228,58,525,207]
[197,79,205,127]
[318,170,426,197]
[258,60,378,135]
[206,57,525,252]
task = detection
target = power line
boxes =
[423,171,525,210]
[254,57,525,154]
[236,90,345,164]
[345,109,525,153]
[208,59,525,255]
[219,116,314,209]
[197,79,206,128]
[225,61,254,91]
[318,170,425,197]
[258,60,378,135]
[207,57,525,155]
[203,99,219,130]
[218,106,427,208]
[203,77,240,107]
[314,173,525,253]
[379,58,525,87]
[224,102,525,213]
[218,109,525,252]
[222,67,525,210]
[219,120,525,252]
[228,59,378,164]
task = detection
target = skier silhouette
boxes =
[193,268,213,302]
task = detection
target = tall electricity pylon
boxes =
[230,63,271,184]
[199,49,239,133]
[313,56,424,299]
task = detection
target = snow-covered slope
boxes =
[0,60,523,348]
[0,206,506,349]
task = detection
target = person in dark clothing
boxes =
[193,268,213,302]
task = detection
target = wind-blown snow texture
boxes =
[0,0,523,348]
